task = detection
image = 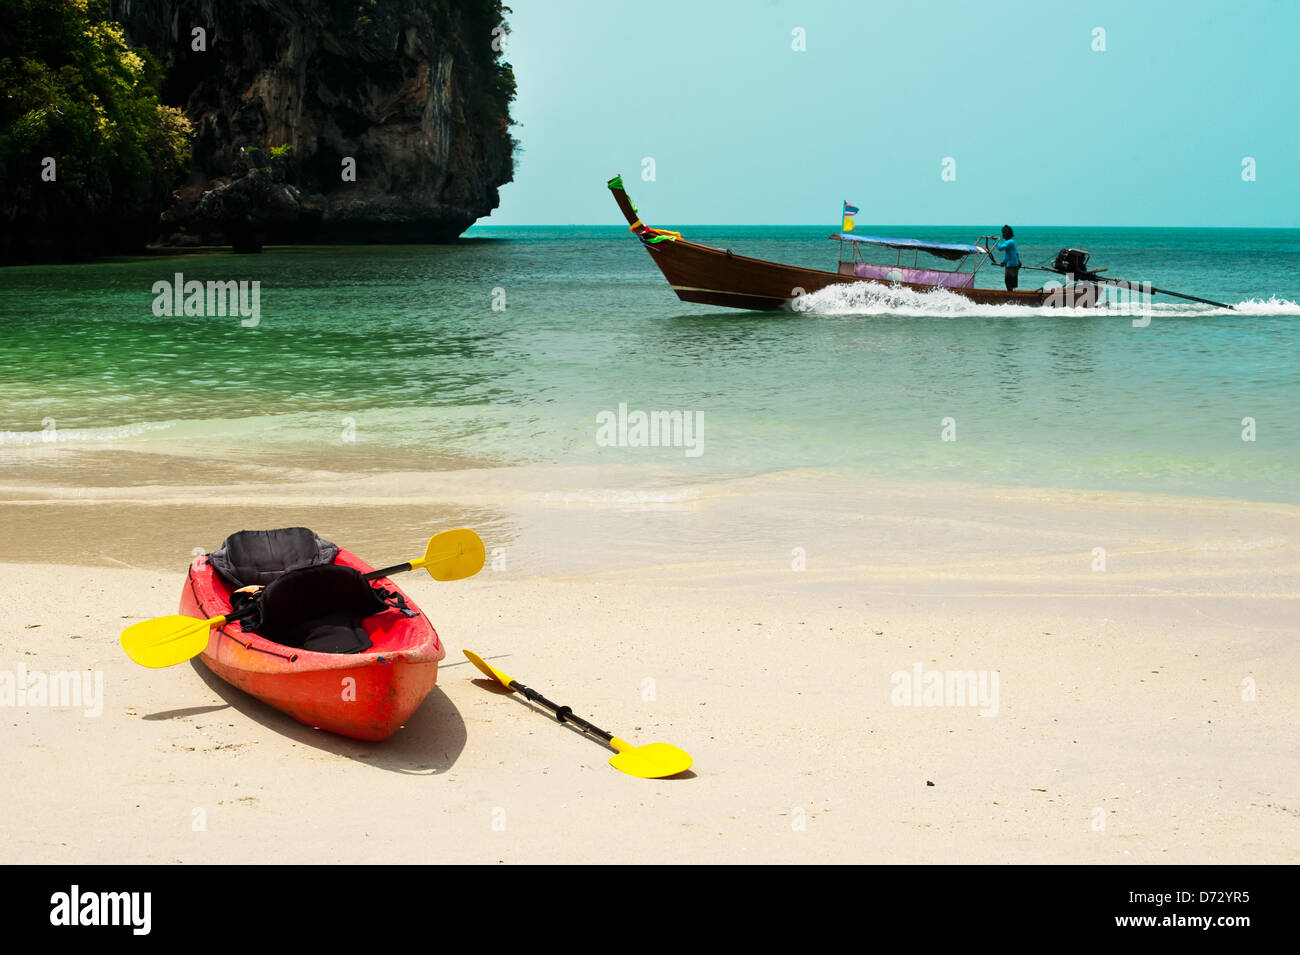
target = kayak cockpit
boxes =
[199,527,430,656]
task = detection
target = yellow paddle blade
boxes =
[120,614,223,669]
[462,649,515,689]
[415,528,485,581]
[608,738,694,779]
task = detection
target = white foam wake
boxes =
[792,282,1299,318]
[1229,296,1300,315]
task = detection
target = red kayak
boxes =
[180,536,444,742]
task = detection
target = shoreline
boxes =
[2,448,1298,575]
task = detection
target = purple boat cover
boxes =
[835,233,982,260]
[855,263,975,289]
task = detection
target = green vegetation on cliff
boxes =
[2,0,517,260]
[0,0,190,260]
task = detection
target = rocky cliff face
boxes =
[113,0,515,248]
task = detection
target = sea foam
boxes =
[793,282,1299,318]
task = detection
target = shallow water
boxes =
[1,226,1297,502]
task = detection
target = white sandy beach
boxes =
[2,459,1297,863]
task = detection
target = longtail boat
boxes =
[606,175,1233,311]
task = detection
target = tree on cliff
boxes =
[0,0,192,262]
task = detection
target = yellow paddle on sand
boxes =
[120,529,486,669]
[463,649,693,779]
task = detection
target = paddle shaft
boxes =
[364,540,466,581]
[364,561,412,581]
[508,679,615,745]
[216,601,260,628]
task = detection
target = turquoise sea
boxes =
[2,225,1298,502]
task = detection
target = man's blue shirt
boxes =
[996,237,1020,267]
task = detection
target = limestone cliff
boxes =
[113,0,515,249]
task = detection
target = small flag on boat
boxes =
[842,201,859,233]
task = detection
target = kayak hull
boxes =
[181,549,444,741]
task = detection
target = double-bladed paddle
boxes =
[462,649,693,779]
[120,528,486,669]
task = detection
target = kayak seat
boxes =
[206,528,383,654]
[208,527,340,589]
[247,563,387,654]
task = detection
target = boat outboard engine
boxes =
[1050,247,1098,281]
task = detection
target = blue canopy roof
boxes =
[833,233,983,261]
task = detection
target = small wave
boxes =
[792,282,1299,318]
[0,420,176,447]
[536,488,702,508]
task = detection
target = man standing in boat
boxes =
[991,225,1020,290]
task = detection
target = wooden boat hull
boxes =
[181,549,444,741]
[608,177,1095,310]
[645,235,1058,309]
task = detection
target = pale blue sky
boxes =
[485,0,1298,227]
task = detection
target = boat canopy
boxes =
[833,233,983,261]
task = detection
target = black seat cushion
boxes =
[208,527,339,589]
[250,563,386,654]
